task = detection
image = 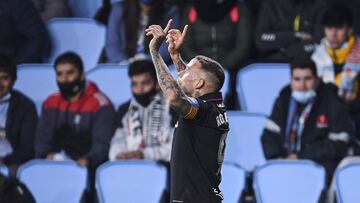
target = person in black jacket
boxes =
[0,0,50,64]
[261,57,352,179]
[0,54,38,177]
[255,0,327,62]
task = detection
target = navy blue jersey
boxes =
[170,92,229,203]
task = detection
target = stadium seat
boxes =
[0,165,8,176]
[14,64,57,114]
[17,160,87,203]
[335,162,360,203]
[224,111,267,172]
[220,163,246,203]
[46,18,106,71]
[86,64,131,109]
[237,63,290,115]
[96,160,167,203]
[67,0,103,18]
[253,160,326,203]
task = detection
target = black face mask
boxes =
[57,78,85,100]
[133,88,158,107]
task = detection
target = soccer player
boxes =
[146,20,229,203]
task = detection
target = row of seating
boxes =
[14,63,282,114]
[1,159,358,203]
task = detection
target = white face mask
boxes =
[291,90,316,104]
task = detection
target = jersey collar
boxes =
[199,92,223,104]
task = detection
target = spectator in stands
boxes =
[0,54,38,177]
[312,4,360,141]
[255,0,327,62]
[181,0,251,71]
[109,59,175,161]
[32,0,73,22]
[105,0,179,64]
[0,0,50,64]
[181,0,252,109]
[326,0,360,35]
[35,52,115,167]
[261,57,352,179]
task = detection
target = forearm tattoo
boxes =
[150,49,190,114]
[174,55,187,73]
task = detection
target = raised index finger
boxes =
[164,19,173,34]
[181,25,189,39]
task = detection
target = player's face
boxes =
[324,25,352,49]
[131,72,157,95]
[178,58,202,96]
[0,71,13,98]
[291,68,318,92]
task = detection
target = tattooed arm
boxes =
[146,20,192,116]
[166,26,189,77]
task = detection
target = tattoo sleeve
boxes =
[171,54,187,77]
[150,49,192,116]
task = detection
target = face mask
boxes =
[57,78,85,100]
[291,89,316,104]
[133,88,158,107]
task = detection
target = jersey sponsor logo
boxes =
[316,114,328,128]
[216,112,228,127]
[212,188,224,200]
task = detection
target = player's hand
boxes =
[77,158,89,167]
[115,150,144,160]
[286,153,298,160]
[166,25,189,56]
[46,152,55,160]
[145,19,172,52]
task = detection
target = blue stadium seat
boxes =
[335,162,360,203]
[86,64,131,109]
[224,111,267,172]
[253,160,326,203]
[96,160,167,203]
[0,165,8,176]
[17,160,88,203]
[168,64,230,98]
[237,63,290,115]
[14,64,57,115]
[46,18,106,71]
[67,0,103,18]
[220,163,246,203]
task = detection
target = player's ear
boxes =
[195,79,205,89]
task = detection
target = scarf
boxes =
[312,35,360,101]
[125,92,171,151]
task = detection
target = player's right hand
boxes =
[166,25,189,56]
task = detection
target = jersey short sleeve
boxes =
[184,97,212,122]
